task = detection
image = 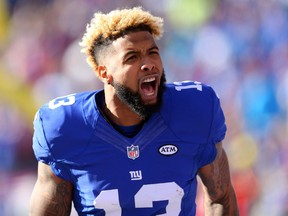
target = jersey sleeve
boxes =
[32,109,53,165]
[32,92,97,181]
[32,107,71,180]
[197,87,227,167]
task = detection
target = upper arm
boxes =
[30,162,73,216]
[198,141,232,203]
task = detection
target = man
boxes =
[30,7,239,216]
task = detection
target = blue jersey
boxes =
[32,81,226,216]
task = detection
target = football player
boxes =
[30,7,239,216]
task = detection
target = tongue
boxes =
[141,82,154,95]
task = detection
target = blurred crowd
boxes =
[0,0,287,215]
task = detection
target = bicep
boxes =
[30,162,73,216]
[198,141,232,202]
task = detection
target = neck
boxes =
[103,103,142,126]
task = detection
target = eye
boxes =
[149,49,159,56]
[127,55,136,60]
[124,55,137,64]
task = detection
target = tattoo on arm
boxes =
[43,180,72,216]
[198,143,239,215]
[31,162,73,216]
[202,151,229,200]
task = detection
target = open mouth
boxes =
[139,74,160,102]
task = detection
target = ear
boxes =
[97,65,112,84]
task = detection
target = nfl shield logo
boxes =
[127,144,139,160]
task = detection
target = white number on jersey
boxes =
[93,189,121,216]
[48,94,76,109]
[93,182,184,215]
[174,81,202,91]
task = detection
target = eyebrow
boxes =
[124,45,159,57]
[148,45,159,51]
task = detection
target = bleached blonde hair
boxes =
[79,7,164,72]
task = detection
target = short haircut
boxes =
[79,7,164,72]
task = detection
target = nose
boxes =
[141,63,155,72]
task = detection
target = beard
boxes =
[112,71,167,120]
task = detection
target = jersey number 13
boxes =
[93,182,184,215]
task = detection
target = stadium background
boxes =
[0,0,287,215]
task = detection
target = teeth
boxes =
[143,77,156,83]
